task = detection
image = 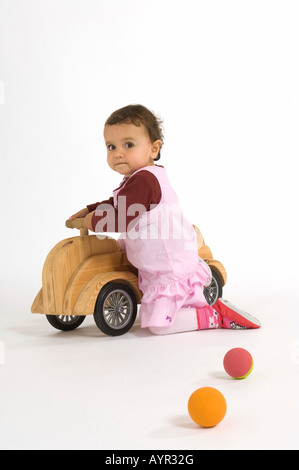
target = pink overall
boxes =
[114,166,211,328]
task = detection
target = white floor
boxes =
[0,289,298,450]
[1,0,299,452]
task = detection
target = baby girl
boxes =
[70,104,261,335]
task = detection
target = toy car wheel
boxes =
[46,314,86,331]
[94,282,137,336]
[204,270,223,305]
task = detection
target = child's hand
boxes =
[83,211,94,230]
[69,208,89,220]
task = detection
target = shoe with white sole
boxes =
[214,299,261,329]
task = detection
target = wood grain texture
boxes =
[32,225,226,317]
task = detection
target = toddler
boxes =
[70,104,261,334]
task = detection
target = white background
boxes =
[0,0,299,450]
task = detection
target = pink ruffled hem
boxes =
[140,266,211,304]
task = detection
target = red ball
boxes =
[223,348,254,379]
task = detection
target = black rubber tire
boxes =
[94,282,137,336]
[204,270,223,305]
[46,314,86,331]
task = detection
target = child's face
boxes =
[104,123,161,176]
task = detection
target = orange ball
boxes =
[187,387,227,428]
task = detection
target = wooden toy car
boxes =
[31,219,227,336]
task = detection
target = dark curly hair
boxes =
[105,104,164,161]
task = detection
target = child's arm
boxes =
[69,197,114,220]
[86,171,161,233]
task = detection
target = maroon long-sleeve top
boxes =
[86,169,162,233]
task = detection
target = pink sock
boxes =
[149,306,222,335]
[196,306,221,330]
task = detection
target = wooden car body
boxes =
[31,226,226,317]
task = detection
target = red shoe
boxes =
[214,299,261,329]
